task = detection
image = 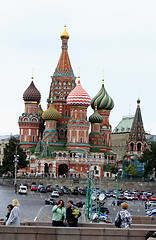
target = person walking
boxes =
[66,200,81,227]
[115,202,132,228]
[6,199,20,226]
[5,204,14,221]
[52,200,66,227]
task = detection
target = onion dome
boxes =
[89,106,103,123]
[38,104,43,115]
[137,98,140,104]
[23,78,41,102]
[91,79,114,110]
[60,25,70,39]
[67,76,91,106]
[42,103,60,121]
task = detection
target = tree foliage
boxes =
[125,164,138,176]
[2,137,27,175]
[140,142,156,176]
[110,166,118,174]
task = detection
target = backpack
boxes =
[115,212,122,228]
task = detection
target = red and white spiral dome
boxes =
[67,76,91,106]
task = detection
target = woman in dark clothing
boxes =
[66,200,81,227]
[6,204,14,221]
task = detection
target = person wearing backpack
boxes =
[115,202,132,228]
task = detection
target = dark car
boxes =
[75,201,85,208]
[63,188,71,194]
[45,198,57,205]
[71,188,79,195]
[79,189,86,195]
[92,205,109,214]
[40,186,47,193]
[46,186,54,192]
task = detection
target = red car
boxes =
[149,195,156,201]
[140,195,147,200]
[31,185,37,191]
[132,194,139,200]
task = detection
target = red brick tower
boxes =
[89,106,104,146]
[66,76,91,152]
[48,26,76,140]
[18,78,44,149]
[91,79,114,149]
[127,99,147,154]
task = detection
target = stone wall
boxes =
[0,225,155,240]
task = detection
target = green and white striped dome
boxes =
[91,79,114,110]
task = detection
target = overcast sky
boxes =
[0,0,156,135]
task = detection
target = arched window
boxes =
[63,153,66,157]
[58,153,62,157]
[137,142,141,151]
[130,142,134,151]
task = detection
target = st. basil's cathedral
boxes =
[18,26,146,178]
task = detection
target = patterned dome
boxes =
[42,103,60,121]
[23,79,41,102]
[91,79,114,110]
[67,76,91,106]
[89,107,103,123]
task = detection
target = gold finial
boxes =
[60,25,70,39]
[102,79,104,84]
[102,70,105,84]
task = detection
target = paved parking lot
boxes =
[0,185,148,223]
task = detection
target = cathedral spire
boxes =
[53,26,74,77]
[129,99,145,141]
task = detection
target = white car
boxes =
[51,191,59,198]
[18,186,27,194]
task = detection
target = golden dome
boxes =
[42,103,60,121]
[60,25,70,39]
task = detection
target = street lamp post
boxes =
[69,168,94,222]
[115,169,123,200]
[14,147,19,194]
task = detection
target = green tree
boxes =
[110,166,118,174]
[125,164,138,176]
[140,142,156,177]
[2,137,27,175]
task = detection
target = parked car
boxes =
[92,205,109,214]
[46,186,54,192]
[40,186,47,193]
[71,188,79,195]
[126,194,133,200]
[51,191,59,198]
[149,201,156,207]
[140,195,148,200]
[18,186,27,194]
[75,201,85,208]
[132,194,139,200]
[37,184,44,191]
[79,189,86,195]
[149,195,156,201]
[31,185,37,191]
[45,198,57,205]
